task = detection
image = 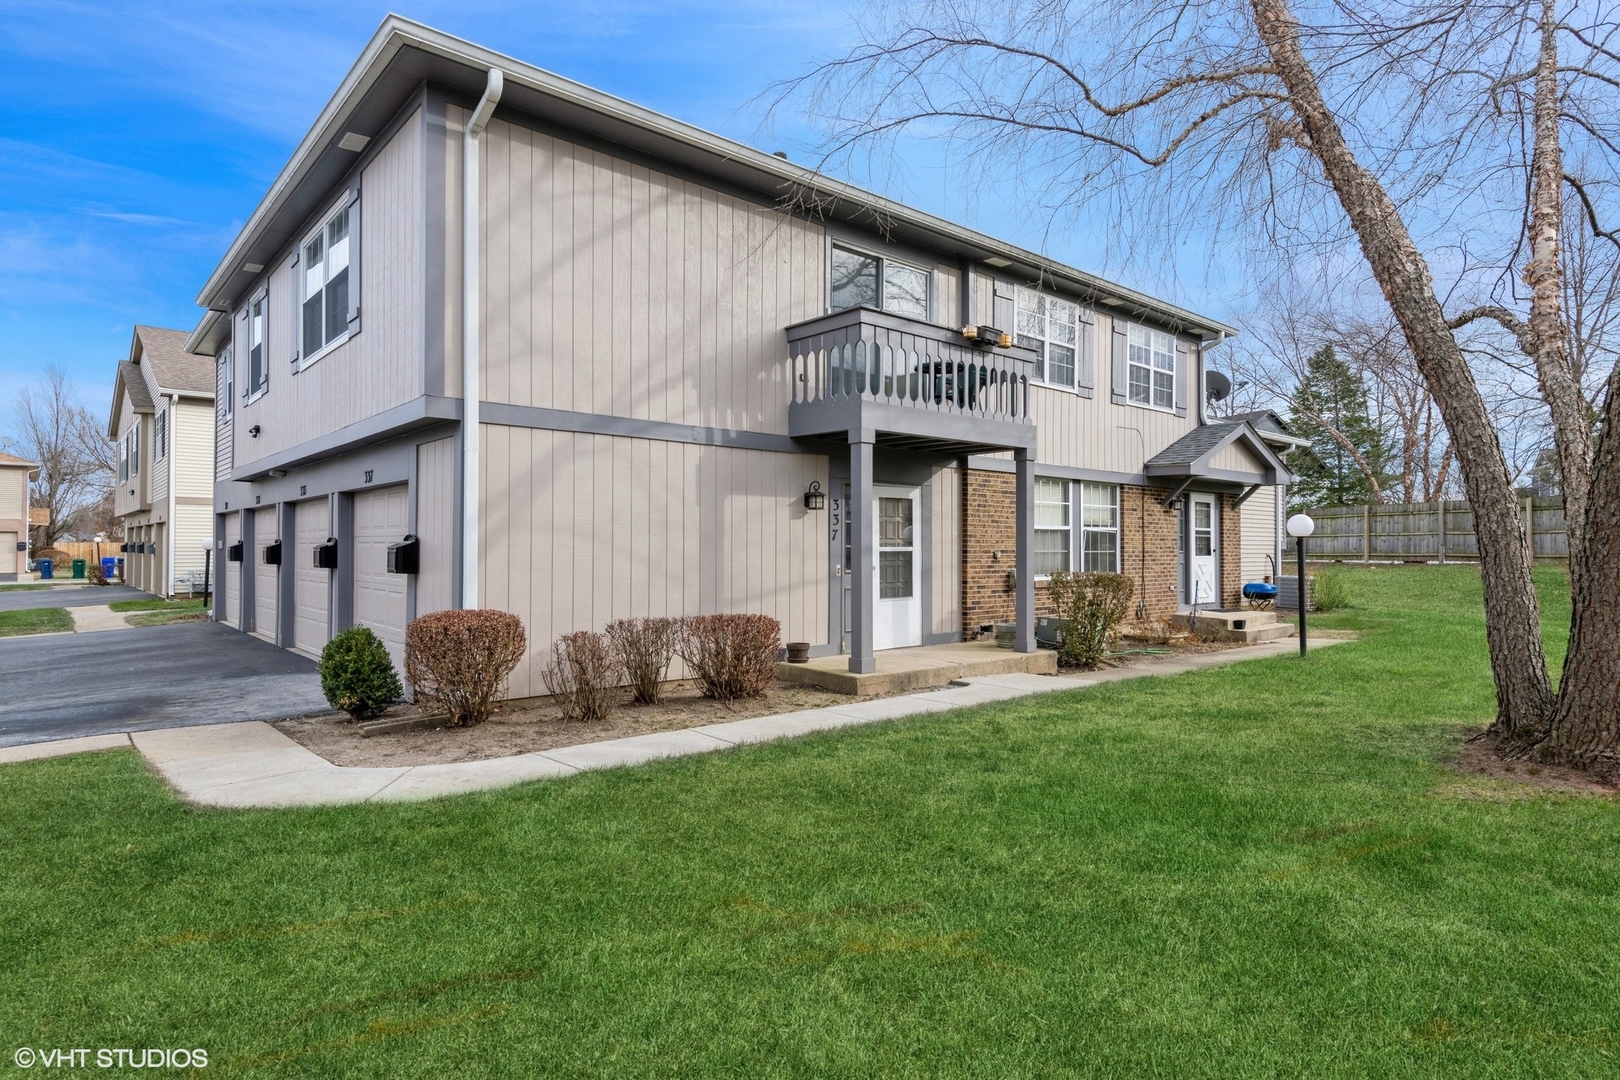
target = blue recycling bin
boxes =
[38,558,53,579]
[101,557,117,581]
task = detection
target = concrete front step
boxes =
[778,641,1058,696]
[1171,609,1295,643]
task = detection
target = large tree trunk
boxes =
[1523,0,1592,573]
[1251,0,1555,734]
[1539,362,1620,775]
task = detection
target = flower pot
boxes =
[993,622,1015,649]
[785,641,811,663]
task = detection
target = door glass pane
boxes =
[831,247,879,311]
[884,263,929,319]
[878,497,912,548]
[1194,502,1211,530]
[879,551,913,598]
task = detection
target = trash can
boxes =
[39,558,53,580]
[101,557,117,581]
[71,559,86,579]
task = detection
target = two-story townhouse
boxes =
[0,451,39,582]
[186,17,1293,688]
[107,326,217,596]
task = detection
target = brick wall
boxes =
[959,471,1248,635]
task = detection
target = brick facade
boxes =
[959,469,1244,637]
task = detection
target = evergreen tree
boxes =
[1287,345,1391,509]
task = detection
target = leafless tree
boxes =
[8,367,112,548]
[775,0,1620,770]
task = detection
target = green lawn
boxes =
[2,565,1615,1077]
[108,597,208,627]
[0,582,52,592]
[0,607,72,636]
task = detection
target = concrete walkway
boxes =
[0,637,1348,808]
[68,604,137,633]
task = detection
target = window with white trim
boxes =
[1079,482,1120,572]
[119,434,128,482]
[1128,324,1176,409]
[129,418,141,477]
[301,200,353,359]
[830,244,930,320]
[246,293,267,400]
[155,407,168,461]
[1016,287,1080,388]
[1034,477,1071,575]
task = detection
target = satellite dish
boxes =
[1206,371,1232,402]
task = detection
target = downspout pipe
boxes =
[166,392,177,598]
[461,67,504,610]
[1197,329,1227,425]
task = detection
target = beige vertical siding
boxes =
[476,118,826,433]
[934,263,961,328]
[232,108,425,469]
[173,401,216,499]
[1212,440,1265,473]
[930,462,962,637]
[171,504,212,586]
[1027,311,1203,473]
[1240,486,1279,583]
[973,272,996,324]
[414,437,456,617]
[150,402,170,506]
[481,425,829,698]
[214,356,233,481]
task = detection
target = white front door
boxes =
[873,485,921,650]
[1189,493,1218,607]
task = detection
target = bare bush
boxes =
[605,617,680,704]
[405,609,527,726]
[540,631,622,722]
[1044,572,1136,668]
[678,614,781,701]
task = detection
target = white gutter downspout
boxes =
[461,67,504,610]
[166,392,177,598]
[1198,330,1227,426]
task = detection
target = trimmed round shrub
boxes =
[1044,571,1135,668]
[406,609,528,726]
[318,626,402,721]
[540,631,622,723]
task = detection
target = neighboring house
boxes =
[27,507,50,552]
[107,326,217,596]
[0,452,40,582]
[186,17,1293,687]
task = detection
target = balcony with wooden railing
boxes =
[785,307,1038,454]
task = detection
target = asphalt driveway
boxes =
[0,584,147,610]
[0,622,327,748]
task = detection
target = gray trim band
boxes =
[231,395,463,481]
[480,402,803,453]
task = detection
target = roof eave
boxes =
[195,16,1237,337]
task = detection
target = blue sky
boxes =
[0,0,1233,420]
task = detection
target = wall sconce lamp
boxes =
[802,480,826,511]
[248,425,261,438]
[961,324,1013,348]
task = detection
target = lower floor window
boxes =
[1034,477,1070,575]
[1079,482,1119,573]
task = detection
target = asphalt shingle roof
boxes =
[1146,423,1245,469]
[118,362,156,412]
[0,451,40,468]
[135,325,214,395]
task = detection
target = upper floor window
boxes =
[119,434,128,482]
[301,200,352,360]
[830,244,930,321]
[219,346,234,420]
[155,408,167,461]
[129,418,141,477]
[1079,482,1120,572]
[246,293,267,400]
[1128,324,1176,410]
[1034,477,1071,575]
[1016,288,1081,388]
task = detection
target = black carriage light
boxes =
[263,540,282,566]
[961,324,1012,348]
[227,541,244,563]
[802,480,826,511]
[387,535,420,575]
[314,537,339,569]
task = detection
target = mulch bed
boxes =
[275,680,868,768]
[1439,729,1620,799]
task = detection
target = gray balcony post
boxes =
[849,433,877,673]
[1014,447,1035,653]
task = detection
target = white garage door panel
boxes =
[294,499,331,658]
[223,515,241,628]
[253,507,278,642]
[0,532,15,577]
[353,486,408,671]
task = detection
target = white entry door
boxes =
[1188,493,1218,607]
[873,485,921,650]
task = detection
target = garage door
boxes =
[353,485,408,671]
[0,532,15,578]
[253,506,279,643]
[294,498,331,658]
[223,514,241,628]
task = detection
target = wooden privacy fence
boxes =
[1291,497,1568,562]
